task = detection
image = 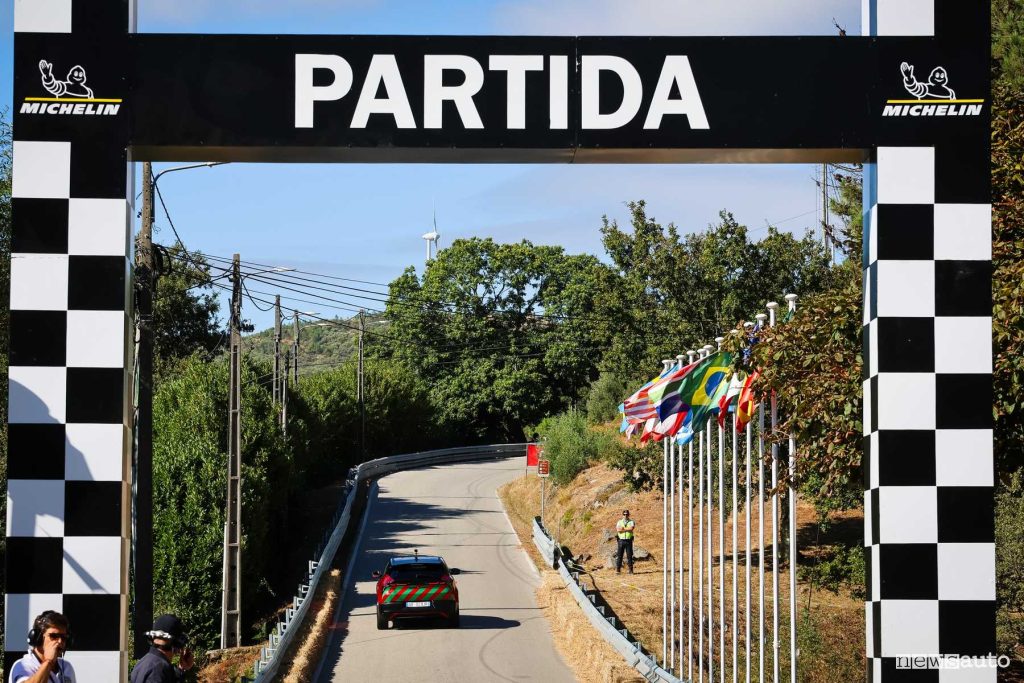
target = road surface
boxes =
[316,457,577,683]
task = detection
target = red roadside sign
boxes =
[526,443,540,466]
[537,459,550,477]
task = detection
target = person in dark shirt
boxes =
[129,614,194,683]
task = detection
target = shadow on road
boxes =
[388,614,521,630]
[320,480,525,678]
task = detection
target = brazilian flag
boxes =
[656,351,733,435]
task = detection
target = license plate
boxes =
[406,601,430,608]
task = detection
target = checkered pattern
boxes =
[864,8,994,682]
[6,1,135,680]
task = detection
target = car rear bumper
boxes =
[378,598,458,621]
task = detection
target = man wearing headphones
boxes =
[9,611,76,683]
[129,614,195,683]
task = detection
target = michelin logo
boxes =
[900,62,955,99]
[883,62,983,117]
[19,60,121,116]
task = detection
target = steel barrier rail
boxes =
[532,518,683,683]
[252,443,528,680]
[532,516,558,569]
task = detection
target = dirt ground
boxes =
[500,461,867,683]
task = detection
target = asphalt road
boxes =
[316,457,577,683]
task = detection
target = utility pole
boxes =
[822,163,830,256]
[133,162,155,659]
[222,254,243,648]
[282,347,290,438]
[358,311,365,458]
[273,296,282,405]
[293,310,300,385]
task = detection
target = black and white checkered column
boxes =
[6,0,135,679]
[863,2,995,681]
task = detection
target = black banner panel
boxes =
[116,35,988,162]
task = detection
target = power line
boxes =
[175,249,730,329]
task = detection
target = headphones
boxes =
[27,611,74,650]
[145,629,189,650]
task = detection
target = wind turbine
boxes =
[421,205,441,263]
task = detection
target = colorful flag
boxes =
[686,352,734,432]
[623,369,671,423]
[638,416,659,444]
[618,403,629,433]
[674,419,695,445]
[650,360,702,422]
[717,373,744,429]
[735,370,760,432]
[650,352,733,438]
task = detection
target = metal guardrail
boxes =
[532,518,682,683]
[532,516,558,569]
[252,443,527,680]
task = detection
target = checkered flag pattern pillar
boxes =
[6,0,136,679]
[864,3,995,681]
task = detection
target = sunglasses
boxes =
[155,642,176,652]
[47,633,69,642]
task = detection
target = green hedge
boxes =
[153,355,292,649]
[151,353,444,651]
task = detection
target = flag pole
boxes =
[686,349,697,681]
[766,301,780,683]
[702,343,715,683]
[662,358,673,669]
[754,312,768,683]
[784,293,799,683]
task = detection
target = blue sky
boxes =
[1,0,860,331]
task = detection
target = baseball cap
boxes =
[148,614,189,648]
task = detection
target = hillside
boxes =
[241,313,387,374]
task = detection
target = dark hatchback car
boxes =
[373,554,461,629]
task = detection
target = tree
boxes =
[152,356,292,649]
[151,247,223,377]
[597,201,834,382]
[379,238,609,441]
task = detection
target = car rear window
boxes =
[389,563,447,583]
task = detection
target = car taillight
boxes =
[381,575,395,588]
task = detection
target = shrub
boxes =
[996,471,1024,657]
[586,372,627,424]
[800,544,865,599]
[603,437,663,492]
[153,355,291,650]
[537,409,611,484]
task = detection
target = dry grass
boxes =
[500,478,645,683]
[279,568,342,683]
[536,572,646,683]
[198,646,263,683]
[500,462,867,683]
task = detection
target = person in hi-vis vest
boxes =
[615,509,635,574]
